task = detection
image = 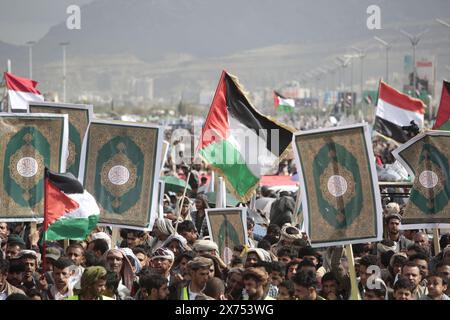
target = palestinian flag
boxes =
[198,71,294,202]
[274,91,296,113]
[392,131,450,228]
[44,168,100,240]
[433,81,450,130]
[374,81,425,143]
[4,72,44,111]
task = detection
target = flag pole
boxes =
[345,244,360,300]
[433,228,441,255]
[174,170,191,233]
[42,172,48,273]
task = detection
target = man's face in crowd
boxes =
[126,233,143,249]
[414,234,429,249]
[294,283,312,300]
[226,273,243,296]
[7,270,24,287]
[135,252,148,269]
[245,253,259,268]
[243,278,262,298]
[181,203,190,216]
[278,255,291,266]
[402,266,421,289]
[23,258,36,280]
[388,219,400,235]
[208,264,215,279]
[359,265,374,287]
[155,283,170,300]
[413,259,429,279]
[6,244,21,260]
[394,288,413,300]
[178,257,190,276]
[107,252,123,274]
[167,241,181,258]
[53,266,72,291]
[191,268,210,289]
[427,276,447,298]
[90,279,107,298]
[180,230,197,244]
[194,199,205,211]
[287,264,298,280]
[270,271,283,287]
[436,265,450,285]
[322,280,338,297]
[303,255,318,267]
[392,262,403,276]
[66,247,84,266]
[151,258,172,275]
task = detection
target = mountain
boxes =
[1,0,450,101]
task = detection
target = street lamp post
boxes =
[400,29,428,97]
[352,47,368,104]
[26,41,36,79]
[59,42,70,102]
[373,36,391,83]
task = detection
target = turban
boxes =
[280,225,302,241]
[193,239,218,253]
[187,256,213,270]
[103,249,134,291]
[162,234,190,253]
[81,266,107,292]
[385,202,400,215]
[151,247,175,261]
[246,248,272,263]
[120,247,142,274]
[155,218,175,236]
[91,232,112,250]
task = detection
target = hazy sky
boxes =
[0,0,94,44]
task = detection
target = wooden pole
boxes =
[111,227,120,249]
[345,244,360,300]
[433,228,441,255]
[175,171,191,233]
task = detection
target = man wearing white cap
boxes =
[151,247,175,284]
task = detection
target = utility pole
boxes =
[400,29,428,97]
[374,36,391,83]
[59,42,70,102]
[26,41,36,79]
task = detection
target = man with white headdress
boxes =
[150,218,175,253]
[270,224,303,256]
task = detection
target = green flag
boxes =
[81,121,163,229]
[0,114,68,221]
[393,130,450,228]
[293,124,382,247]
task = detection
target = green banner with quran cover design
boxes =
[82,121,162,229]
[293,124,382,247]
[393,131,450,228]
[29,102,92,179]
[206,208,248,265]
[0,114,68,221]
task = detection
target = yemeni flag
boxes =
[273,91,296,113]
[433,81,450,130]
[44,168,100,240]
[374,81,425,143]
[198,71,294,202]
[4,72,44,111]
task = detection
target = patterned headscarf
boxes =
[103,249,134,291]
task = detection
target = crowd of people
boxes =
[1,185,449,301]
[1,115,449,302]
